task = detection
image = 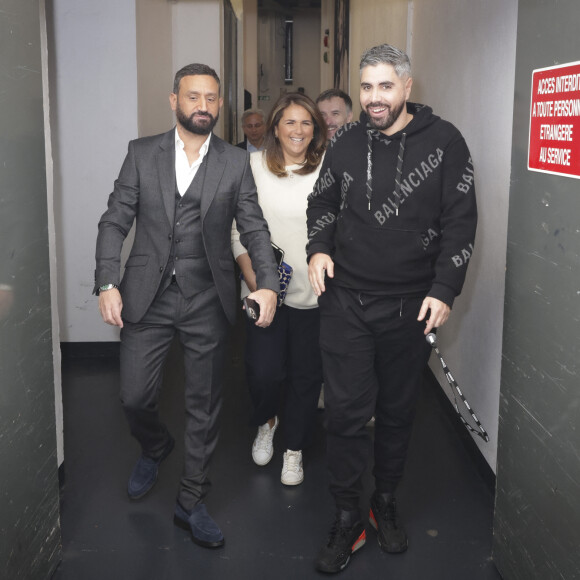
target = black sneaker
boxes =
[315,510,366,574]
[369,491,408,553]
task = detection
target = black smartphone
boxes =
[271,242,284,267]
[243,297,260,321]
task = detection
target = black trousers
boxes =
[244,303,322,451]
[318,284,432,511]
[119,281,229,511]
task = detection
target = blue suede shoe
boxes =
[173,502,225,548]
[127,436,175,500]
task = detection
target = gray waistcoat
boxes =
[164,160,213,299]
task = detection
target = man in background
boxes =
[315,88,354,411]
[236,108,266,152]
[316,88,353,140]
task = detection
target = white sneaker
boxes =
[252,417,278,466]
[281,449,304,486]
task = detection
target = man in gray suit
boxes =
[95,63,279,549]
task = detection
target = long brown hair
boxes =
[263,92,327,177]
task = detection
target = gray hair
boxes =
[241,108,265,124]
[359,44,411,79]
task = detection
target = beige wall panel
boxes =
[320,0,334,93]
[348,0,408,117]
[136,0,174,137]
[293,12,322,100]
[257,9,321,118]
[242,0,259,108]
[230,0,243,16]
[172,1,223,136]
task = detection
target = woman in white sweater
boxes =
[232,92,327,485]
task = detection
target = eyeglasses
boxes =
[244,123,264,129]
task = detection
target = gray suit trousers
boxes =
[119,280,229,510]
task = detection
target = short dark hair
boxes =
[316,89,353,113]
[263,92,327,178]
[173,63,221,95]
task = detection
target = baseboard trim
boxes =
[425,367,496,493]
[60,341,120,359]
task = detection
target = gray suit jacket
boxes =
[94,129,279,324]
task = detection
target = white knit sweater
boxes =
[232,151,323,309]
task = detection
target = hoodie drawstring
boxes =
[365,129,407,216]
[393,132,407,216]
[365,129,377,211]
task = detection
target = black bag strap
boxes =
[426,333,490,443]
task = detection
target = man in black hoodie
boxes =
[307,44,477,573]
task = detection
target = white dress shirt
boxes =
[175,129,211,195]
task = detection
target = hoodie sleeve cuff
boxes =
[306,243,333,262]
[427,283,456,309]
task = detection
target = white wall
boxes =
[52,0,138,342]
[52,0,227,342]
[411,0,518,470]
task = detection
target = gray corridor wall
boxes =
[0,0,61,577]
[493,0,580,578]
[411,0,519,472]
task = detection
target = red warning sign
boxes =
[528,61,580,179]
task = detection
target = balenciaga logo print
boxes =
[374,148,445,225]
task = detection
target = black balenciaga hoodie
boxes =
[306,103,477,307]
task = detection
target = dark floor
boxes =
[52,316,501,580]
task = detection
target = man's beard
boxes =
[366,98,405,131]
[176,104,219,135]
